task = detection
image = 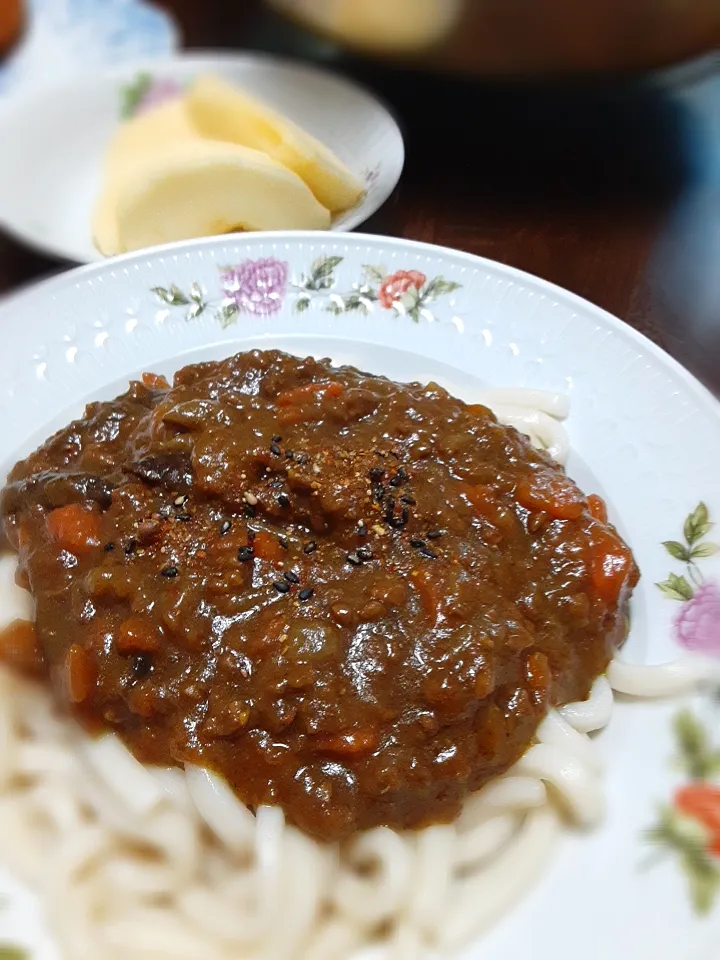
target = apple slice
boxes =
[186,74,364,214]
[105,138,330,254]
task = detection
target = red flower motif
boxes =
[377,270,426,309]
[675,782,720,856]
[674,581,720,656]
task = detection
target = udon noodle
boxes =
[0,388,707,960]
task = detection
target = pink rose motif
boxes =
[221,258,289,316]
[377,270,427,309]
[674,582,720,656]
[136,78,182,114]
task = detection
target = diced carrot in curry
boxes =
[46,503,101,553]
[515,470,587,521]
[587,493,609,523]
[0,619,43,675]
[590,526,634,605]
[141,371,170,390]
[253,530,284,564]
[65,644,96,703]
[276,381,343,407]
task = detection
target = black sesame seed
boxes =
[220,520,232,535]
[285,450,294,460]
[132,654,153,678]
[426,530,443,540]
[400,494,416,505]
[296,452,309,465]
[369,467,385,481]
[277,493,291,509]
[237,545,254,562]
[284,570,300,584]
[388,508,409,530]
[357,521,367,536]
[278,536,289,549]
[124,538,137,556]
[273,580,291,594]
[298,587,314,602]
[390,450,401,459]
[103,542,115,552]
[247,529,257,543]
[372,483,385,502]
[346,552,362,566]
[244,503,257,518]
[159,505,173,518]
[410,539,426,549]
[176,513,191,522]
[420,546,439,559]
[270,443,282,457]
[356,547,373,562]
[389,468,408,487]
[303,541,317,555]
[174,494,188,507]
[272,435,282,443]
[161,566,178,578]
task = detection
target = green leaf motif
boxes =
[362,264,387,285]
[674,709,720,780]
[663,540,692,562]
[423,276,462,301]
[152,285,190,307]
[341,293,369,314]
[190,282,204,304]
[0,947,29,960]
[187,300,206,320]
[690,542,720,559]
[120,72,152,120]
[216,303,239,328]
[294,297,310,313]
[656,573,694,601]
[645,807,720,914]
[684,502,712,545]
[311,255,343,283]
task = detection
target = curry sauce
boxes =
[0,350,638,840]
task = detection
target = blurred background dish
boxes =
[266,0,720,76]
[0,0,178,96]
[0,52,404,264]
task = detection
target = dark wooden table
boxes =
[2,2,719,393]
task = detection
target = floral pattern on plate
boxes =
[120,72,182,119]
[656,502,720,654]
[152,256,462,327]
[646,710,720,914]
[646,503,720,913]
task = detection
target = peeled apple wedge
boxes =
[103,100,198,179]
[186,75,364,214]
[110,138,331,254]
[94,100,202,255]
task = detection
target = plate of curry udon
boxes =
[0,232,718,960]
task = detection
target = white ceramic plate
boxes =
[0,53,404,264]
[0,232,719,960]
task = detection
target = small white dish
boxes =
[0,231,718,958]
[0,52,404,264]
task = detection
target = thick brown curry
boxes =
[0,350,638,841]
